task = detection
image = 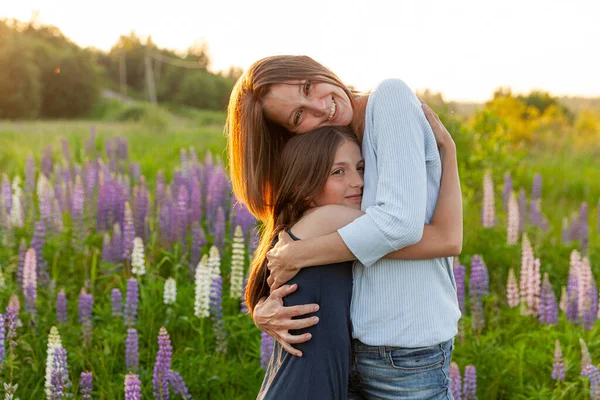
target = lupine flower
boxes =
[176,185,189,244]
[1,174,11,215]
[164,277,177,305]
[529,199,542,227]
[23,248,37,315]
[31,220,49,284]
[519,234,534,308]
[482,170,495,227]
[123,202,135,262]
[208,245,221,277]
[506,268,520,308]
[194,254,211,318]
[213,206,226,251]
[527,257,542,316]
[507,191,519,244]
[552,339,565,381]
[131,237,146,276]
[189,177,202,225]
[582,279,598,331]
[463,365,477,400]
[230,226,245,299]
[56,289,67,324]
[210,274,227,354]
[80,371,93,400]
[126,328,139,372]
[580,338,593,376]
[112,223,123,264]
[0,312,5,370]
[5,295,19,353]
[469,255,489,297]
[538,273,558,325]
[111,288,123,317]
[153,326,173,399]
[78,289,94,346]
[559,286,568,313]
[168,370,191,399]
[45,326,64,398]
[567,272,580,324]
[71,176,85,251]
[588,366,600,400]
[206,165,229,225]
[49,346,71,399]
[453,258,466,314]
[9,179,24,229]
[101,232,112,264]
[449,362,463,400]
[260,331,274,370]
[17,238,26,284]
[125,278,139,327]
[124,374,142,400]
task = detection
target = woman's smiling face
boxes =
[262,80,354,134]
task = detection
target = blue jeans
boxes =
[348,338,454,399]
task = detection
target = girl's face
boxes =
[263,80,353,134]
[312,140,364,210]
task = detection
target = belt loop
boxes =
[378,345,386,359]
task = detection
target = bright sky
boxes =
[2,0,599,102]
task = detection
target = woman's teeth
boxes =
[328,99,336,120]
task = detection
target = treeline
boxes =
[0,19,240,119]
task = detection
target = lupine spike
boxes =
[124,374,142,400]
[125,278,139,327]
[210,274,227,354]
[56,289,67,324]
[79,371,93,400]
[194,254,211,318]
[506,268,520,308]
[538,273,558,325]
[449,362,463,400]
[78,288,94,347]
[163,277,177,305]
[168,370,191,399]
[482,169,496,228]
[507,191,519,244]
[453,258,466,314]
[122,202,135,262]
[552,339,565,381]
[111,288,123,317]
[45,326,63,399]
[230,226,246,299]
[23,248,37,315]
[463,365,477,400]
[126,328,139,372]
[580,338,593,376]
[131,237,146,276]
[153,327,173,399]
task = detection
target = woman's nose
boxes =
[306,98,327,117]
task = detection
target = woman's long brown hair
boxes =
[244,126,359,317]
[226,55,355,222]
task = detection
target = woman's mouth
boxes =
[328,97,337,121]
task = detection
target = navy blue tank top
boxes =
[258,229,353,399]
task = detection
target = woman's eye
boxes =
[304,80,311,95]
[294,110,303,126]
[332,169,344,176]
[357,166,365,174]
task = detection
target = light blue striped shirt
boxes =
[338,79,461,348]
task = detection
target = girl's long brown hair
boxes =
[244,126,359,316]
[226,55,355,222]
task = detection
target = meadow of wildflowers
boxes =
[0,120,598,399]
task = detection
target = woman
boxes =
[249,124,458,399]
[228,55,462,399]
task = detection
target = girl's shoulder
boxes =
[369,78,415,104]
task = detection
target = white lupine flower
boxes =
[163,277,177,305]
[208,245,221,279]
[0,264,5,289]
[194,254,211,318]
[482,169,496,227]
[131,237,146,276]
[506,191,519,245]
[230,226,245,299]
[45,326,63,399]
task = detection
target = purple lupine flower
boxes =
[125,374,142,400]
[470,295,485,335]
[5,297,19,353]
[122,202,135,262]
[189,177,202,225]
[80,371,93,400]
[56,289,68,324]
[102,232,112,264]
[213,207,226,251]
[126,328,139,372]
[25,153,36,194]
[0,312,5,370]
[125,278,139,327]
[203,152,214,187]
[449,362,462,400]
[134,181,149,240]
[112,223,123,264]
[453,258,466,314]
[240,278,249,314]
[176,185,189,244]
[529,199,541,227]
[23,248,37,315]
[168,370,191,399]
[577,202,589,252]
[111,288,123,317]
[260,331,273,370]
[159,195,172,248]
[552,340,565,381]
[463,365,477,400]
[538,273,558,325]
[49,346,71,399]
[469,255,489,297]
[78,288,94,346]
[582,279,598,331]
[72,176,85,252]
[17,238,27,285]
[153,326,173,399]
[210,275,227,354]
[518,188,527,233]
[206,166,229,225]
[588,366,600,399]
[190,223,207,277]
[31,220,49,284]
[1,174,12,215]
[531,173,542,201]
[566,272,579,324]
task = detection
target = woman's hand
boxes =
[421,102,456,153]
[266,231,301,290]
[253,284,320,357]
